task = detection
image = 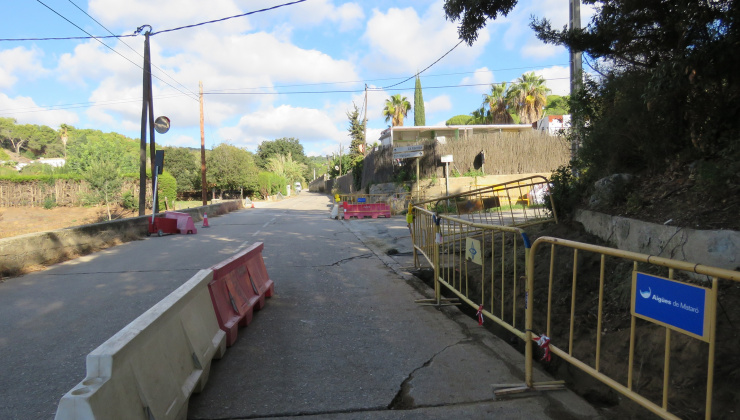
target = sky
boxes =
[0,0,593,157]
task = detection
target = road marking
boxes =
[235,241,249,251]
[252,230,261,237]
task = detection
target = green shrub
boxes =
[121,191,138,211]
[0,148,10,161]
[546,165,585,220]
[157,171,177,211]
[257,172,287,198]
[43,195,56,209]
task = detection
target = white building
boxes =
[536,115,571,135]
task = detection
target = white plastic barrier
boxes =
[55,270,227,420]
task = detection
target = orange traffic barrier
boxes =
[207,242,274,346]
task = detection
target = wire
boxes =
[65,0,198,100]
[202,77,571,96]
[381,40,465,90]
[204,64,569,93]
[2,0,308,42]
[34,0,197,102]
[0,34,136,42]
[0,93,189,116]
[150,0,307,36]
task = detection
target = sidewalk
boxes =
[187,195,600,419]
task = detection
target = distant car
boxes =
[294,182,302,193]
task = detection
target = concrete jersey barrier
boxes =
[208,242,274,346]
[55,269,226,420]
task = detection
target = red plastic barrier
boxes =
[342,202,391,220]
[164,211,198,234]
[208,242,274,346]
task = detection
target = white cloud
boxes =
[0,93,79,127]
[217,104,346,151]
[424,95,452,114]
[0,46,48,89]
[362,1,489,75]
[460,67,494,94]
[88,0,250,35]
[533,65,570,96]
[53,28,359,137]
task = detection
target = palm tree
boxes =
[508,72,550,124]
[482,82,514,124]
[382,94,411,126]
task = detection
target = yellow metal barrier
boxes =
[410,191,740,419]
[415,175,556,228]
[411,207,532,339]
[525,236,740,420]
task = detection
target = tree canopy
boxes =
[256,137,307,168]
[443,0,518,44]
[207,143,258,193]
[382,94,411,127]
[163,146,199,192]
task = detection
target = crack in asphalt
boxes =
[387,338,473,410]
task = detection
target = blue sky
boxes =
[0,0,592,157]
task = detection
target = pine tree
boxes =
[346,103,365,156]
[414,76,425,126]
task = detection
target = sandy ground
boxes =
[0,206,135,239]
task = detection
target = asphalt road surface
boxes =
[0,192,598,419]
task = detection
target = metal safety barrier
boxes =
[411,206,532,339]
[414,175,556,228]
[524,237,740,420]
[410,189,740,419]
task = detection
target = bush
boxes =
[546,164,585,220]
[120,191,138,211]
[0,148,10,161]
[157,171,177,211]
[43,195,56,209]
[257,172,287,198]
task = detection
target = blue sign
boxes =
[357,197,367,203]
[632,272,710,340]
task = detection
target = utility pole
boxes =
[569,0,582,161]
[138,25,153,216]
[199,81,208,206]
[363,84,368,155]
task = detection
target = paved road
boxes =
[0,192,598,419]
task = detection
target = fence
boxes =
[414,175,556,228]
[411,194,740,419]
[0,178,152,207]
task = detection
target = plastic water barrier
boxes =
[54,270,226,420]
[208,242,274,346]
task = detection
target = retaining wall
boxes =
[575,209,740,275]
[0,200,243,277]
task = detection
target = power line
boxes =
[1,76,572,116]
[2,0,308,42]
[381,40,464,90]
[0,93,189,116]
[34,0,197,102]
[202,77,572,96]
[0,34,136,42]
[205,64,569,93]
[65,0,198,100]
[150,0,307,35]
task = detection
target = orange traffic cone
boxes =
[251,202,255,208]
[202,213,210,228]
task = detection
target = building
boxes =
[536,115,571,135]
